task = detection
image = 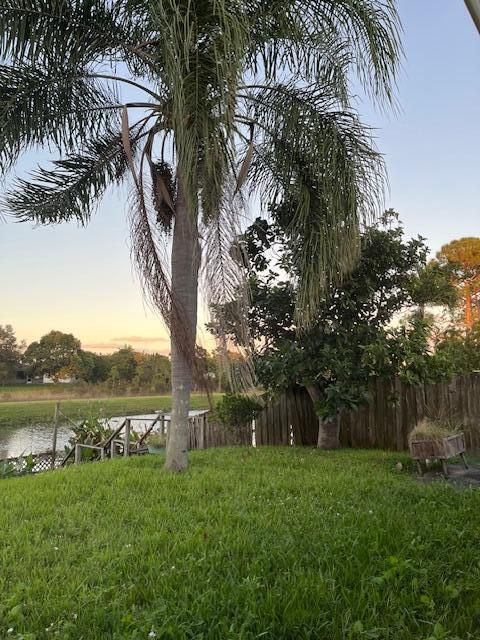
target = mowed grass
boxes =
[0,394,218,428]
[1,448,479,639]
[0,385,187,403]
[0,384,99,402]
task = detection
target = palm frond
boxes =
[150,0,249,218]
[315,0,401,105]
[129,181,173,331]
[201,184,256,391]
[0,0,144,64]
[0,64,120,174]
[243,82,385,327]
[2,124,143,224]
[246,5,351,99]
[247,0,401,107]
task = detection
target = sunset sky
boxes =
[1,0,479,354]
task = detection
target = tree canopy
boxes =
[0,324,23,383]
[437,237,480,328]
[0,0,402,324]
[23,330,81,380]
[210,211,457,420]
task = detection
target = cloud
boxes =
[111,336,169,344]
[83,342,119,351]
[83,336,170,354]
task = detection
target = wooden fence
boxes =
[255,374,480,451]
[189,415,251,449]
[9,375,479,474]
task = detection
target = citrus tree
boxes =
[210,212,456,447]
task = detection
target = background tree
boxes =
[23,330,81,381]
[434,322,480,374]
[108,365,121,391]
[72,350,111,383]
[0,323,176,389]
[0,324,22,384]
[0,0,401,470]
[133,352,171,391]
[437,237,480,329]
[107,347,137,384]
[409,260,458,319]
[85,351,111,383]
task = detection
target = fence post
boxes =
[75,444,81,464]
[51,401,60,469]
[124,419,131,457]
[202,413,207,449]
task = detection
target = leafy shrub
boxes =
[146,432,167,449]
[65,413,113,460]
[0,453,36,480]
[215,393,263,428]
[0,461,15,479]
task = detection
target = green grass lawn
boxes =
[0,384,186,403]
[0,393,218,428]
[1,448,479,639]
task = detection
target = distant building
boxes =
[12,371,76,384]
[42,374,75,384]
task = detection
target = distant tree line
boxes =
[0,327,226,393]
[0,327,172,391]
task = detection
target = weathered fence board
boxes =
[255,374,480,451]
[190,416,251,449]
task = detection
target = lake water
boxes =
[0,411,209,460]
[0,422,74,460]
[0,414,171,460]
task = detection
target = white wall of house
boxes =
[42,375,75,384]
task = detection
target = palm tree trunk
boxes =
[165,179,200,472]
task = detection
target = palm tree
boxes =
[0,1,401,470]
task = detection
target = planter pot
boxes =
[409,432,466,460]
[409,432,467,476]
[148,447,165,455]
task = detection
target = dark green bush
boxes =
[215,393,263,428]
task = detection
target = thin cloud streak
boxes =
[83,342,119,351]
[83,336,171,354]
[111,335,169,344]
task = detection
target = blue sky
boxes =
[1,0,479,352]
[362,0,480,248]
